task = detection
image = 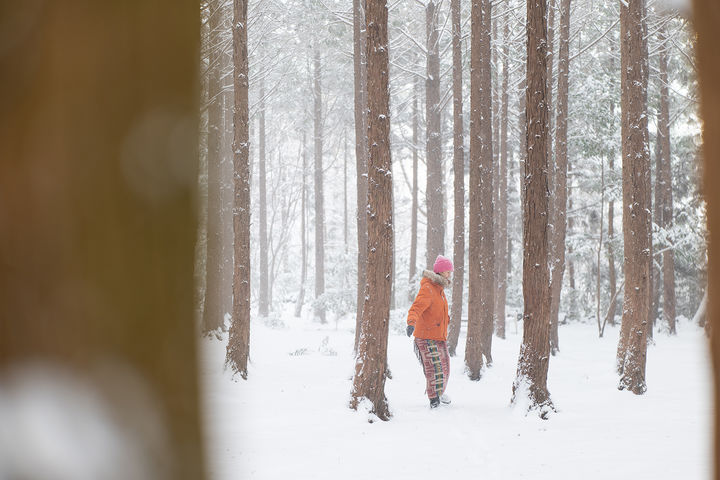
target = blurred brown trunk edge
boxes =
[692,0,720,478]
[0,2,205,479]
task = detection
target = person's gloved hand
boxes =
[406,325,415,337]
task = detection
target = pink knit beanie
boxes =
[433,254,454,273]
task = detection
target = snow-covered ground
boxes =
[200,308,712,480]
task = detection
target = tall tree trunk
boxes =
[495,10,510,341]
[492,16,501,322]
[465,0,495,379]
[221,1,235,332]
[658,25,676,335]
[425,0,445,266]
[549,0,570,354]
[203,0,226,334]
[693,2,720,476]
[518,60,528,242]
[616,0,650,395]
[258,81,270,318]
[227,0,252,380]
[353,0,369,349]
[546,0,555,161]
[350,0,393,421]
[448,0,465,357]
[0,3,206,476]
[512,0,553,415]
[295,132,308,317]
[409,78,420,302]
[313,47,326,324]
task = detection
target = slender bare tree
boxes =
[607,151,618,327]
[350,0,393,421]
[658,24,677,335]
[651,135,663,328]
[409,78,420,303]
[313,46,327,324]
[295,131,308,317]
[258,81,270,317]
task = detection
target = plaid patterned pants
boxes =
[413,338,450,400]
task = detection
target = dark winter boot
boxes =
[429,397,440,409]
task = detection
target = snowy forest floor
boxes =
[200,307,711,480]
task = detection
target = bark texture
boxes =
[227,0,252,380]
[512,0,553,414]
[353,0,369,349]
[549,0,571,354]
[465,0,495,380]
[616,0,650,395]
[350,0,393,421]
[425,0,446,266]
[448,0,465,357]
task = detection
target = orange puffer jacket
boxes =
[407,270,450,341]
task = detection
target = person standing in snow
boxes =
[406,254,453,409]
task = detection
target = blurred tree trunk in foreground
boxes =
[0,2,205,479]
[692,0,720,478]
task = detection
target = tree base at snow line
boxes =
[465,363,483,381]
[349,396,391,423]
[617,361,647,395]
[618,377,647,395]
[511,377,556,420]
[349,394,391,422]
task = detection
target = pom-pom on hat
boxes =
[433,254,454,274]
